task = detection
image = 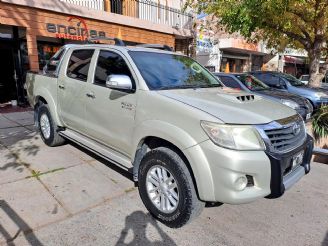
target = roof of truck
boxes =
[62,43,177,55]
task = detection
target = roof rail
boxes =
[136,44,173,51]
[87,37,126,46]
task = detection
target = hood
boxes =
[257,89,307,106]
[158,87,296,124]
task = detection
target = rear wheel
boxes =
[38,104,65,147]
[138,147,204,228]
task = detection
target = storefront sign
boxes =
[46,16,106,40]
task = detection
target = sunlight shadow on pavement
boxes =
[323,231,328,246]
[115,211,176,246]
[0,200,43,245]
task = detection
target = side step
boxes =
[59,129,132,170]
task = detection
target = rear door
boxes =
[58,48,95,133]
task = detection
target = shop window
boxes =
[67,49,94,82]
[94,50,134,87]
[37,43,62,70]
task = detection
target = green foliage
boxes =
[312,106,328,141]
[187,0,328,51]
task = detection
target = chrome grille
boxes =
[256,115,306,153]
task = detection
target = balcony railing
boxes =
[60,0,105,10]
[60,0,193,29]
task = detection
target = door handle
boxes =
[86,92,95,98]
[58,84,65,89]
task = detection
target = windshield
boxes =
[129,51,222,90]
[236,74,270,91]
[300,75,309,81]
[280,73,304,86]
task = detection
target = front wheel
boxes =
[138,147,204,228]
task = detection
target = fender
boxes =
[34,86,64,127]
[132,120,215,201]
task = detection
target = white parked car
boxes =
[299,75,309,85]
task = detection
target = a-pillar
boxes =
[26,29,39,72]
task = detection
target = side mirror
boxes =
[106,75,133,91]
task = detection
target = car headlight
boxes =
[200,121,265,150]
[314,92,328,98]
[280,99,300,109]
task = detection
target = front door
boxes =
[0,44,16,103]
[84,49,137,159]
[58,48,95,133]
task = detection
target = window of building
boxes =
[94,50,134,87]
[67,49,94,82]
[37,43,61,70]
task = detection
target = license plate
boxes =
[292,151,304,169]
[306,113,311,120]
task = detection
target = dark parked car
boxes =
[250,71,328,110]
[215,73,313,121]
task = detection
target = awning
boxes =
[284,55,306,65]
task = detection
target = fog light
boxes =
[234,176,248,191]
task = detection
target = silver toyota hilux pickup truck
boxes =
[25,42,313,228]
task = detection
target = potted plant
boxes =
[312,105,328,163]
[312,105,328,141]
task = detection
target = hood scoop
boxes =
[236,95,255,102]
[216,93,259,103]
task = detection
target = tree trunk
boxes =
[308,42,325,87]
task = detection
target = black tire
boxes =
[37,104,65,147]
[138,147,204,228]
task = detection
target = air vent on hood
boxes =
[236,95,255,102]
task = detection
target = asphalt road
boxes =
[0,111,327,246]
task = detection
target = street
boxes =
[0,110,327,246]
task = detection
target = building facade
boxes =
[195,15,268,73]
[0,0,193,104]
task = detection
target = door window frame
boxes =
[65,48,95,82]
[91,48,138,92]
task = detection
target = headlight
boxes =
[280,99,300,109]
[314,92,328,98]
[200,121,265,150]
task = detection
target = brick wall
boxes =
[0,2,176,71]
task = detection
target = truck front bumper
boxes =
[185,135,313,204]
[265,134,313,198]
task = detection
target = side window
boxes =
[45,49,65,74]
[265,74,280,85]
[219,76,242,89]
[94,50,134,87]
[67,49,94,82]
[253,74,263,81]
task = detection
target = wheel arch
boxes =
[33,90,63,127]
[131,121,215,201]
[132,136,201,199]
